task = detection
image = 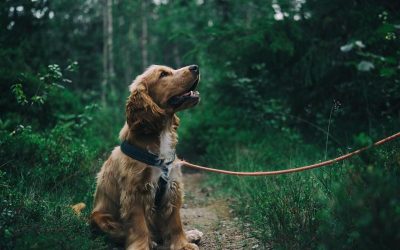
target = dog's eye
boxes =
[159,71,169,79]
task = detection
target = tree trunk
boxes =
[107,0,114,80]
[141,0,148,70]
[101,0,108,105]
[124,22,135,85]
[102,0,114,105]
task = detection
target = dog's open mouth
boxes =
[167,78,200,108]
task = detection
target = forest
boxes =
[0,0,399,249]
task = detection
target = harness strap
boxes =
[155,177,168,208]
[120,140,175,208]
[154,158,174,209]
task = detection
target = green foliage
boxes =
[0,174,107,249]
[1,0,399,249]
[0,117,117,248]
[2,117,93,189]
[199,130,400,249]
[317,145,400,249]
[10,83,28,105]
[0,62,121,248]
[195,130,322,249]
[10,62,76,107]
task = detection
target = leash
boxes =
[179,131,400,176]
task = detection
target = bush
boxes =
[0,171,106,250]
[317,144,400,249]
[193,125,400,249]
[0,107,120,249]
[0,64,122,249]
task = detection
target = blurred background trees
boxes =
[0,0,399,249]
[3,0,398,140]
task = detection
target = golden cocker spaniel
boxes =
[90,65,201,250]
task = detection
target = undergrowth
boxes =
[0,64,122,249]
[195,128,400,249]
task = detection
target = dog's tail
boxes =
[71,202,86,215]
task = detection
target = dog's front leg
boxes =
[165,207,199,250]
[123,205,152,250]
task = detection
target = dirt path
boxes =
[181,173,259,250]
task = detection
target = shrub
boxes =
[194,124,400,249]
[0,63,122,249]
[316,143,400,249]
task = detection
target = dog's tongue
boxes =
[168,90,200,107]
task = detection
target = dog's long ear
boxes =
[126,85,165,134]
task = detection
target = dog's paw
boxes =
[185,229,203,244]
[151,241,158,249]
[179,243,199,250]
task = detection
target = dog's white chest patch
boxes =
[159,129,175,162]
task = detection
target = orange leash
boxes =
[179,131,400,176]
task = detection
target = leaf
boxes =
[51,83,65,89]
[66,61,78,72]
[341,40,365,52]
[380,67,396,78]
[354,40,365,49]
[340,43,354,52]
[31,95,46,105]
[10,83,28,105]
[357,61,374,72]
[238,77,252,84]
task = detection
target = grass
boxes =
[1,98,399,249]
[200,129,400,249]
[0,105,121,249]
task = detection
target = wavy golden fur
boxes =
[90,65,201,250]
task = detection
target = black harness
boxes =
[120,140,175,208]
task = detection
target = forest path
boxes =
[180,173,259,250]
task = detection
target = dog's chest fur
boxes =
[159,129,174,161]
[113,124,182,223]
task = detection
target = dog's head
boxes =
[126,65,200,132]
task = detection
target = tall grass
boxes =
[0,100,122,249]
[198,130,400,249]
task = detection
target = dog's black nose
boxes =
[189,65,199,74]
